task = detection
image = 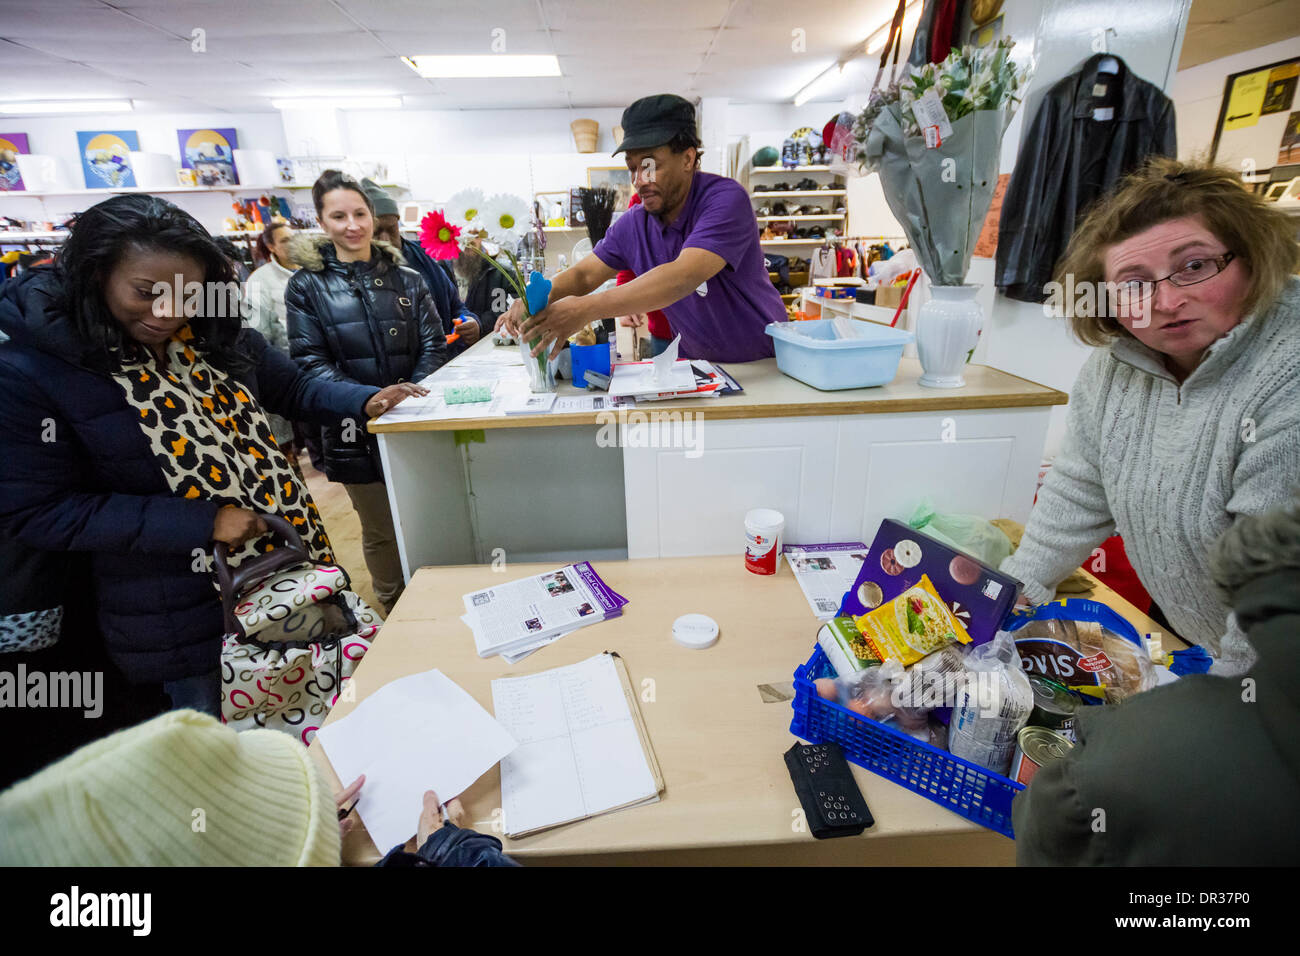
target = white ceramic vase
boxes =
[915,284,982,388]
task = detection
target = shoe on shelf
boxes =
[771,201,789,216]
[753,183,770,192]
[834,205,847,214]
[795,177,817,191]
[757,204,772,217]
[780,137,799,168]
[773,182,791,192]
[803,205,823,216]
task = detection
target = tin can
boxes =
[1010,726,1074,785]
[1027,674,1079,742]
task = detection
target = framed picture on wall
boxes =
[586,166,634,211]
[1211,55,1300,171]
[0,132,30,191]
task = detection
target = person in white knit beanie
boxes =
[0,710,517,867]
[1003,158,1300,675]
[0,709,341,866]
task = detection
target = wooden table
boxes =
[309,555,1176,866]
[368,338,1068,574]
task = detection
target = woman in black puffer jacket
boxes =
[285,170,448,612]
[0,195,426,718]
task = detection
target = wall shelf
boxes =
[750,190,846,198]
[0,183,408,200]
[756,214,844,222]
[750,165,834,173]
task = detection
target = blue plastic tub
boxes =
[791,644,1024,838]
[766,318,912,391]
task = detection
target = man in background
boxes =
[364,180,483,357]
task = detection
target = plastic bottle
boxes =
[948,632,1033,775]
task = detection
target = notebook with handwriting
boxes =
[491,651,663,838]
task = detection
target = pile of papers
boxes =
[462,562,629,663]
[607,335,728,402]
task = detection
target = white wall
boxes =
[1169,35,1300,164]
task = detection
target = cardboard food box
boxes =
[837,519,1023,648]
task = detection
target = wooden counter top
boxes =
[309,555,1172,866]
[368,338,1068,434]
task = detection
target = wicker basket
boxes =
[570,119,599,153]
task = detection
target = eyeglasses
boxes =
[1112,252,1236,307]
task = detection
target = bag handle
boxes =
[871,0,909,95]
[214,513,312,635]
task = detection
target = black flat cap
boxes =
[613,94,697,154]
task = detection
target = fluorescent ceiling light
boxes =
[403,54,561,78]
[0,99,132,114]
[793,62,844,107]
[271,97,402,110]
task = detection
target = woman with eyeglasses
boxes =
[1002,158,1300,675]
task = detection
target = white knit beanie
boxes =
[0,710,341,866]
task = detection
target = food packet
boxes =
[853,574,973,667]
[818,616,882,678]
[1002,599,1157,703]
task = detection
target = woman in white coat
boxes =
[244,221,299,454]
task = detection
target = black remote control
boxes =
[784,741,874,839]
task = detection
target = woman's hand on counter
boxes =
[365,382,429,418]
[619,313,647,329]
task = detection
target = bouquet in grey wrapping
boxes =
[855,38,1030,286]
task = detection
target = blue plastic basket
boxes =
[791,645,1024,838]
[766,318,912,391]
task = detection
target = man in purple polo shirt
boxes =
[498,94,787,363]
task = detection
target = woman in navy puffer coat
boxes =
[0,195,424,708]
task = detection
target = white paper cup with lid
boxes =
[744,508,785,575]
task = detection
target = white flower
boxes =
[479,193,532,244]
[444,188,487,231]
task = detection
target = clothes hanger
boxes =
[1095,28,1119,74]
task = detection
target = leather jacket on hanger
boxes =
[995,53,1177,303]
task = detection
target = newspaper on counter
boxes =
[463,562,629,658]
[783,542,870,620]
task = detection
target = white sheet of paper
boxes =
[315,669,517,853]
[652,334,681,384]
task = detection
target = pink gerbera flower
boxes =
[419,210,462,260]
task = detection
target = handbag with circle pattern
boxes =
[217,514,381,744]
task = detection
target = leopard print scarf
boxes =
[111,325,333,573]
